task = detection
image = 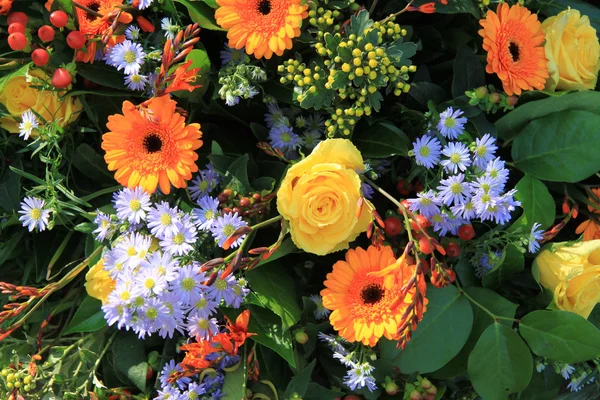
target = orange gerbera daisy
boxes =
[321,245,424,347]
[478,3,549,95]
[215,0,308,59]
[576,189,600,241]
[74,0,124,63]
[102,96,203,194]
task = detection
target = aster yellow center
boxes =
[101,219,109,228]
[199,181,209,191]
[450,183,463,194]
[22,121,33,131]
[196,298,207,309]
[481,194,491,204]
[444,118,456,128]
[144,278,155,290]
[222,224,236,237]
[432,214,444,223]
[123,50,137,64]
[204,210,214,220]
[181,277,195,291]
[30,208,42,220]
[419,146,430,157]
[131,75,142,83]
[120,291,131,301]
[172,233,185,245]
[197,319,209,329]
[476,146,487,157]
[421,198,431,206]
[160,213,172,226]
[281,132,292,143]
[146,307,158,320]
[127,246,137,256]
[489,169,498,178]
[450,153,461,163]
[129,199,141,211]
[215,278,227,291]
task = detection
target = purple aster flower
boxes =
[309,294,331,320]
[159,219,197,256]
[413,135,442,169]
[157,291,186,339]
[206,275,238,305]
[189,165,221,201]
[264,102,286,128]
[220,43,246,65]
[193,196,220,231]
[107,40,145,75]
[470,174,504,196]
[114,232,151,270]
[170,264,205,306]
[437,107,468,139]
[440,142,471,174]
[137,297,171,338]
[159,359,191,390]
[124,73,149,91]
[407,190,442,218]
[18,197,51,232]
[437,173,469,206]
[268,125,302,152]
[141,251,179,281]
[135,265,168,296]
[343,362,377,392]
[451,199,477,221]
[136,0,153,9]
[472,134,498,169]
[93,211,115,241]
[227,278,249,308]
[210,212,248,249]
[361,182,374,200]
[113,187,151,224]
[186,315,219,340]
[155,386,181,400]
[148,201,180,239]
[485,157,510,186]
[187,294,218,319]
[124,25,140,41]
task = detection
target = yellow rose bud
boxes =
[276,139,373,255]
[0,69,83,134]
[84,259,116,304]
[541,8,600,91]
[534,240,600,318]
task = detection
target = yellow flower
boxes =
[541,8,600,91]
[85,259,116,304]
[276,139,373,255]
[534,240,600,318]
[0,69,82,134]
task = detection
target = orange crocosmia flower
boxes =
[478,3,549,96]
[74,0,124,63]
[0,0,13,15]
[180,340,220,371]
[136,15,155,32]
[215,0,308,60]
[409,2,436,13]
[321,245,427,347]
[165,60,203,95]
[101,95,203,194]
[576,189,600,241]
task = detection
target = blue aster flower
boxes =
[159,359,190,390]
[437,107,468,139]
[107,40,145,75]
[361,182,374,200]
[148,201,180,239]
[473,251,501,278]
[157,291,186,339]
[413,135,441,169]
[159,219,197,256]
[187,293,218,319]
[189,165,221,201]
[470,174,504,196]
[141,251,178,281]
[186,315,219,340]
[135,0,153,9]
[93,211,115,241]
[114,232,152,270]
[485,157,510,186]
[437,173,469,206]
[18,197,50,232]
[264,102,287,128]
[210,212,248,249]
[113,187,151,224]
[303,130,322,149]
[407,190,442,218]
[269,125,303,152]
[451,199,477,221]
[440,142,471,174]
[124,73,149,91]
[309,294,331,320]
[472,134,498,169]
[193,196,220,231]
[137,297,171,338]
[170,264,205,306]
[124,25,140,41]
[220,43,246,65]
[343,362,377,392]
[206,275,238,305]
[528,222,544,253]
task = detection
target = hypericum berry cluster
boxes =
[465,85,519,114]
[277,10,417,137]
[0,366,35,394]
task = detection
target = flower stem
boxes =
[379,0,414,24]
[73,1,104,18]
[456,281,518,323]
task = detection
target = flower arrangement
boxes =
[1,0,600,399]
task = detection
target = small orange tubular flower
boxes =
[164,60,203,95]
[478,3,549,95]
[576,189,600,241]
[215,0,308,59]
[409,2,436,14]
[0,0,13,15]
[136,15,155,32]
[321,245,426,347]
[101,95,203,194]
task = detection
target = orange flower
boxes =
[101,96,203,194]
[409,2,436,13]
[215,0,308,59]
[74,0,124,63]
[0,0,13,15]
[136,15,155,32]
[478,3,549,95]
[576,189,600,241]
[164,60,202,95]
[321,245,426,347]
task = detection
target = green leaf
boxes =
[353,121,409,158]
[225,154,253,193]
[433,287,517,378]
[250,122,269,141]
[468,323,533,400]
[112,332,149,392]
[221,360,247,400]
[304,383,345,400]
[348,10,373,37]
[0,159,21,212]
[517,368,563,400]
[496,91,600,140]
[452,46,486,98]
[77,63,127,90]
[482,244,525,289]
[381,284,473,373]
[284,360,316,399]
[520,310,600,363]
[511,110,600,182]
[257,238,299,267]
[63,296,107,335]
[201,0,219,8]
[246,262,302,329]
[512,175,556,231]
[174,0,224,30]
[72,143,114,183]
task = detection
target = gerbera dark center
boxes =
[361,284,384,305]
[257,0,272,15]
[143,133,163,153]
[508,42,520,62]
[85,2,101,21]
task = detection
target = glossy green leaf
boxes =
[72,144,114,183]
[512,175,556,230]
[520,310,600,363]
[0,159,21,212]
[284,360,316,399]
[63,296,107,335]
[452,46,486,98]
[112,332,149,392]
[174,0,224,30]
[221,360,247,400]
[353,122,409,158]
[304,383,345,400]
[482,244,525,289]
[246,262,301,329]
[77,63,127,90]
[517,368,563,400]
[468,323,533,400]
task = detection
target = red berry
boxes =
[411,214,431,231]
[415,181,424,193]
[458,224,475,241]
[445,242,461,257]
[419,237,432,255]
[8,22,26,34]
[396,179,413,196]
[294,331,308,344]
[385,382,399,395]
[384,216,403,237]
[7,12,28,26]
[31,49,50,66]
[51,68,72,89]
[38,25,55,42]
[8,32,27,51]
[66,30,86,49]
[239,197,251,208]
[400,199,410,210]
[145,366,153,381]
[506,96,519,107]
[49,10,69,28]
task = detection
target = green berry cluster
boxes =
[277,10,417,137]
[1,367,34,393]
[466,85,518,113]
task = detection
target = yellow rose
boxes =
[542,8,600,91]
[534,240,600,318]
[277,139,373,255]
[85,259,116,304]
[0,68,83,134]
